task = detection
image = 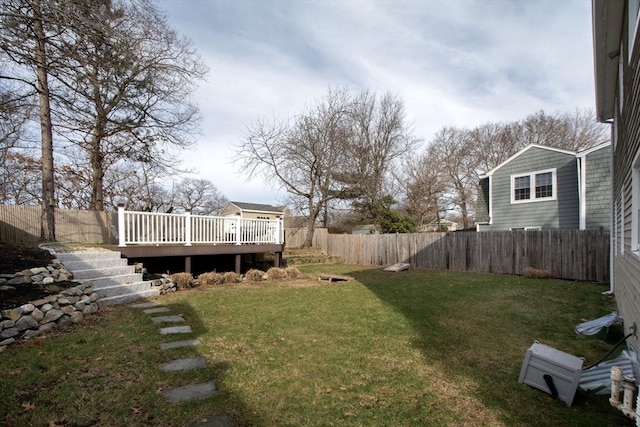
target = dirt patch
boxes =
[0,243,76,310]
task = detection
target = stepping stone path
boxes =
[129,301,235,424]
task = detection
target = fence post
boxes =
[118,205,126,247]
[185,211,192,246]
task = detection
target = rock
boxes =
[19,269,32,276]
[23,330,40,339]
[38,322,57,333]
[70,311,83,323]
[40,303,53,312]
[0,285,15,291]
[0,278,6,285]
[20,303,35,314]
[1,327,19,339]
[89,293,99,302]
[45,295,57,303]
[43,309,64,323]
[30,267,48,275]
[31,308,44,322]
[2,307,23,321]
[82,303,98,315]
[7,276,26,285]
[42,277,54,285]
[1,320,15,329]
[31,298,48,307]
[74,301,85,312]
[0,337,15,346]
[57,316,72,328]
[30,274,44,283]
[81,295,92,304]
[57,298,71,306]
[15,315,38,331]
[0,274,15,279]
[62,306,75,315]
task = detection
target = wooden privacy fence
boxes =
[284,227,329,248]
[0,205,111,243]
[320,230,609,283]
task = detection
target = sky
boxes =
[159,0,597,206]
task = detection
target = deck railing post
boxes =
[185,210,192,246]
[118,205,126,247]
[278,217,284,244]
[236,217,241,245]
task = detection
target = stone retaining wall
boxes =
[0,283,99,348]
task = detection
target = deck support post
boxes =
[235,254,241,274]
[185,256,191,273]
[274,251,282,268]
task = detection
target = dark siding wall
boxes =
[584,146,611,230]
[482,147,578,231]
[476,177,490,224]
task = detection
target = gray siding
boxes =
[584,146,611,230]
[476,178,490,224]
[482,147,578,231]
[612,8,640,358]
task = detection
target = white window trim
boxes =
[510,168,557,204]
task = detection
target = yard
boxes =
[0,264,633,426]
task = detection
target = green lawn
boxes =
[0,265,633,426]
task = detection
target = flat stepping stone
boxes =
[159,356,206,372]
[130,302,158,308]
[144,307,171,314]
[160,325,192,335]
[160,339,201,350]
[190,414,237,427]
[151,315,185,324]
[162,382,216,403]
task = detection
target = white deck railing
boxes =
[117,207,284,247]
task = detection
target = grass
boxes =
[0,265,633,426]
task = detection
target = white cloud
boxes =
[160,0,597,204]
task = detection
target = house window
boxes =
[511,169,557,204]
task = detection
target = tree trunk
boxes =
[303,197,319,248]
[33,0,55,241]
[89,132,104,211]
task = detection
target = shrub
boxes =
[197,272,224,287]
[266,267,287,280]
[223,271,239,284]
[285,267,301,279]
[245,269,265,282]
[170,272,195,290]
[522,266,553,279]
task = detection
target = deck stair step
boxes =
[57,250,159,306]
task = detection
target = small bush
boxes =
[245,269,265,282]
[198,272,224,287]
[170,272,195,289]
[522,266,553,279]
[285,267,301,279]
[223,271,239,284]
[266,267,287,281]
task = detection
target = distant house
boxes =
[420,219,458,232]
[352,224,378,235]
[476,142,610,231]
[220,201,284,220]
[592,0,640,381]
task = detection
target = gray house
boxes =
[476,142,610,231]
[593,0,640,383]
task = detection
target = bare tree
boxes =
[0,0,62,239]
[402,150,447,228]
[51,0,207,211]
[174,178,228,215]
[347,91,418,221]
[238,87,355,247]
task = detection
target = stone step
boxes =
[94,281,154,298]
[162,382,216,403]
[61,258,128,271]
[160,339,201,350]
[130,302,159,309]
[71,265,136,280]
[159,357,206,372]
[80,274,144,288]
[144,307,171,314]
[55,251,122,263]
[160,325,192,334]
[98,288,160,306]
[151,315,184,324]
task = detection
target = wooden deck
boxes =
[107,243,284,274]
[113,208,285,273]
